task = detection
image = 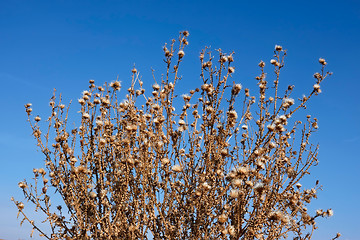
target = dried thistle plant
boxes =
[13,31,340,240]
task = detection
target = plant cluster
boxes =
[13,31,339,240]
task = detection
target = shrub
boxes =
[13,31,339,239]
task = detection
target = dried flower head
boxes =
[172,164,183,172]
[228,225,236,236]
[231,83,242,95]
[258,60,265,68]
[78,98,85,105]
[267,124,275,131]
[90,192,97,199]
[229,189,240,198]
[18,182,27,189]
[82,113,90,119]
[313,84,320,90]
[327,209,334,217]
[270,59,278,65]
[228,110,238,119]
[269,211,283,221]
[282,97,295,108]
[220,56,228,63]
[218,214,228,223]
[110,81,121,90]
[228,66,235,73]
[319,58,327,65]
[253,182,265,193]
[17,202,24,210]
[275,45,283,51]
[161,158,170,165]
[152,83,160,91]
[178,50,185,58]
[232,179,242,187]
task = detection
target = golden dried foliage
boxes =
[13,31,338,240]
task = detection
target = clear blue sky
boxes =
[1,1,359,239]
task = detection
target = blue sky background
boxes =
[0,0,359,239]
